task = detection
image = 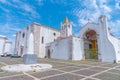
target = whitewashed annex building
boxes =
[0,35,12,55]
[15,15,120,63]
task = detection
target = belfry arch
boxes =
[83,29,98,59]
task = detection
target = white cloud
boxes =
[0,0,13,6]
[11,1,40,18]
[0,23,21,33]
[1,23,10,32]
[0,0,7,3]
[0,0,40,18]
[0,5,10,13]
[22,4,34,13]
[50,0,67,5]
[12,34,16,37]
[109,20,120,37]
[72,0,120,38]
[116,3,120,9]
[21,4,33,13]
[21,4,39,18]
[79,19,88,25]
[36,0,43,5]
[74,0,112,26]
[115,0,120,9]
[100,5,112,13]
[0,23,20,51]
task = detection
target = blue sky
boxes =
[0,0,120,41]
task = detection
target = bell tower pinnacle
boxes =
[60,17,72,38]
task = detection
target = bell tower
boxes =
[60,17,72,38]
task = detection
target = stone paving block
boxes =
[52,65,67,69]
[89,67,108,71]
[0,64,5,67]
[73,69,100,76]
[41,73,84,80]
[31,70,63,78]
[75,65,90,68]
[4,61,21,65]
[86,62,103,66]
[49,62,66,65]
[93,72,120,80]
[0,75,34,80]
[75,60,100,65]
[107,69,120,74]
[0,72,22,78]
[115,66,120,70]
[53,64,67,68]
[85,63,102,67]
[0,69,3,73]
[38,61,69,67]
[84,78,97,80]
[52,63,69,66]
[58,66,80,72]
[64,64,90,68]
[101,63,119,68]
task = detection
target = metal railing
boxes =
[84,48,98,59]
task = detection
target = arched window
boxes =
[42,36,44,44]
[22,33,25,38]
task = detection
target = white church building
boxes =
[0,35,12,55]
[14,23,60,58]
[15,15,120,63]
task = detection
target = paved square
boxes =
[58,66,81,72]
[0,75,34,80]
[0,57,120,80]
[89,67,108,71]
[0,72,22,78]
[84,78,97,80]
[73,69,100,76]
[31,70,63,78]
[107,69,120,74]
[41,73,84,80]
[93,72,120,80]
[101,63,119,68]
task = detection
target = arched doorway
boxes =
[83,30,98,59]
[47,49,51,58]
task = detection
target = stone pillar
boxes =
[23,33,37,64]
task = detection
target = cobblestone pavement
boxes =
[0,57,120,80]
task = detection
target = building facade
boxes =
[0,35,12,55]
[46,17,82,60]
[46,16,120,63]
[79,15,120,63]
[15,15,120,63]
[14,22,60,58]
